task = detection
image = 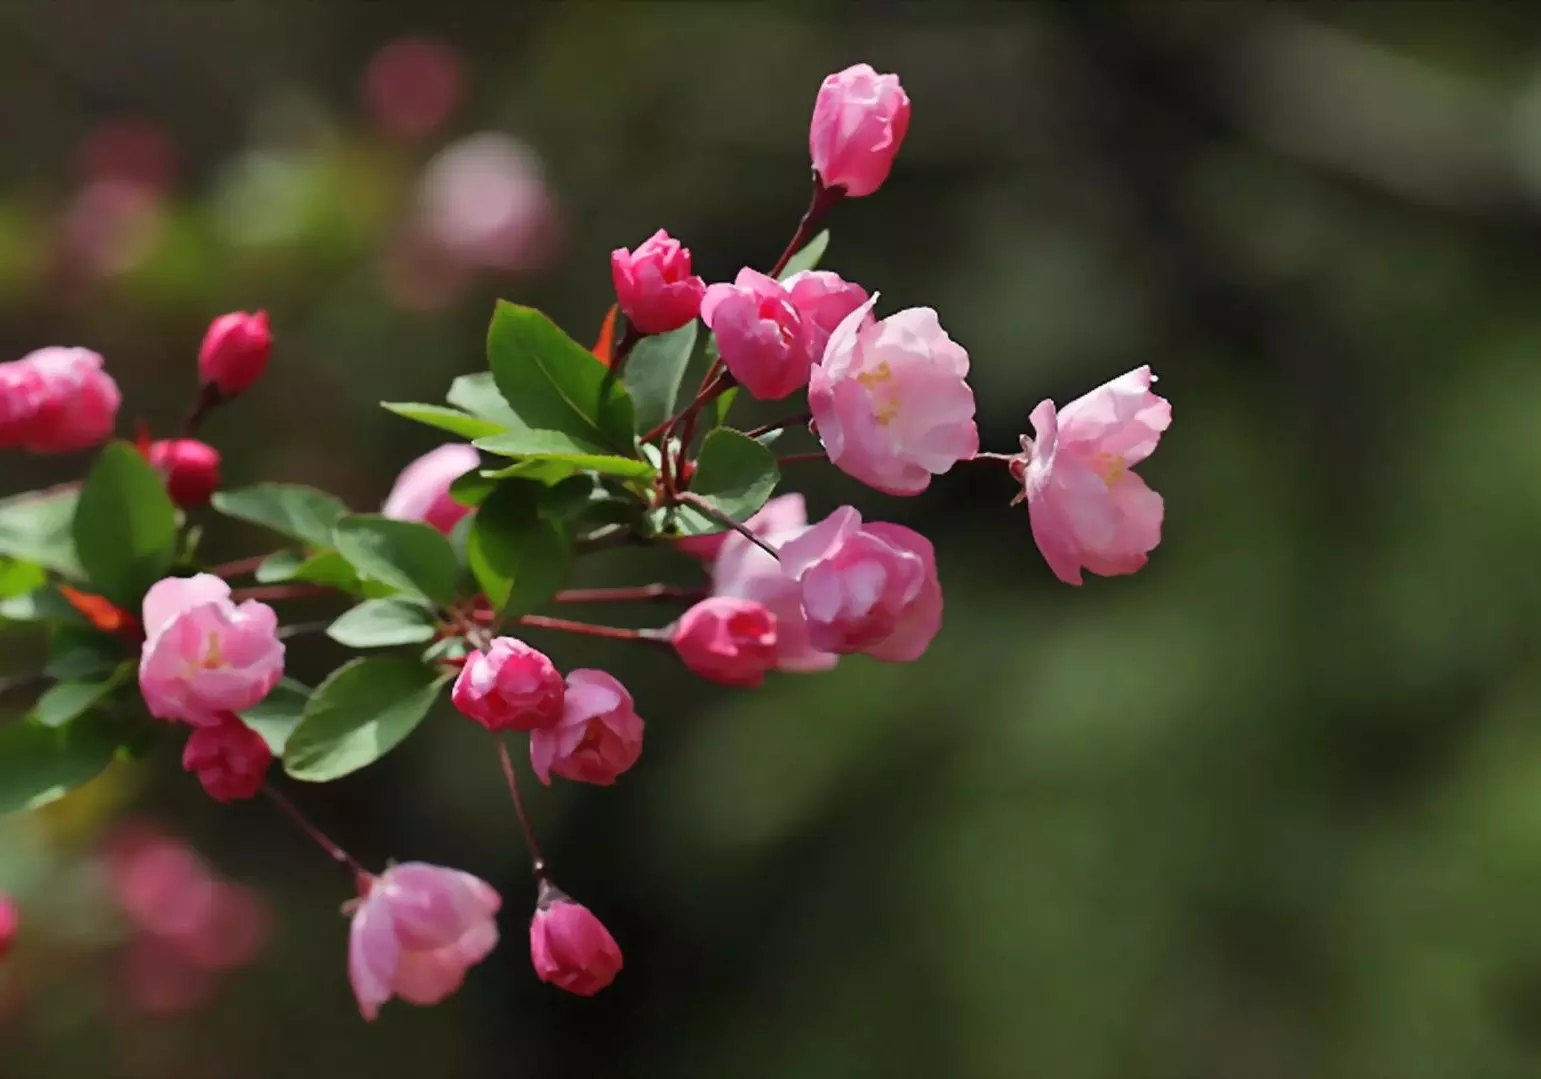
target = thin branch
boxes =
[229,584,334,603]
[516,613,670,643]
[674,492,780,561]
[208,555,271,580]
[767,176,844,279]
[263,785,365,878]
[553,584,705,604]
[498,739,546,877]
[743,413,812,441]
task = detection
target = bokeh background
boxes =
[6,2,1541,1076]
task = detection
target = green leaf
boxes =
[712,385,741,430]
[333,515,459,606]
[327,598,437,649]
[255,549,372,594]
[472,437,656,481]
[466,482,573,616]
[0,559,46,599]
[0,713,123,815]
[486,302,638,457]
[0,489,84,578]
[32,665,131,728]
[45,626,124,681]
[446,371,521,427]
[666,428,780,535]
[777,229,830,280]
[239,680,310,756]
[0,586,82,624]
[211,483,348,549]
[623,321,698,433]
[255,550,305,583]
[381,402,504,441]
[449,470,497,508]
[283,658,447,782]
[73,442,177,608]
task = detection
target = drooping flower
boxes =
[700,269,814,400]
[198,311,271,398]
[809,63,911,198]
[529,670,643,787]
[777,505,942,662]
[382,443,481,534]
[451,637,565,732]
[138,574,284,726]
[181,713,272,801]
[529,880,622,997]
[809,298,978,495]
[611,229,706,335]
[1019,366,1170,585]
[671,596,779,687]
[348,863,501,1022]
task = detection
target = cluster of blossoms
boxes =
[0,61,1169,1020]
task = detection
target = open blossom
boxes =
[451,637,564,731]
[530,670,643,786]
[181,713,272,801]
[783,270,871,362]
[349,863,500,1022]
[672,596,779,688]
[701,269,813,400]
[198,311,271,397]
[1021,366,1170,585]
[809,299,977,495]
[138,574,284,726]
[809,63,911,198]
[529,881,622,996]
[0,347,120,453]
[382,443,481,534]
[778,505,942,662]
[611,229,706,334]
[712,494,838,673]
[149,438,221,507]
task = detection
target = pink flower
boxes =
[701,269,813,400]
[451,637,564,732]
[149,438,221,508]
[809,299,978,496]
[0,893,17,959]
[777,505,942,662]
[382,443,481,534]
[712,494,839,673]
[362,37,463,140]
[783,269,872,362]
[611,229,706,335]
[176,881,271,971]
[0,347,120,453]
[529,882,622,996]
[198,311,272,398]
[1021,366,1170,585]
[676,490,811,564]
[672,597,779,688]
[418,133,555,273]
[138,574,285,727]
[181,713,272,802]
[529,669,643,787]
[348,863,501,1022]
[809,63,911,198]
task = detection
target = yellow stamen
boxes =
[1091,452,1127,486]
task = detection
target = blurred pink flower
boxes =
[59,179,164,278]
[0,892,17,960]
[418,133,555,272]
[363,37,464,140]
[382,443,481,533]
[176,882,272,972]
[0,347,120,453]
[121,936,215,1016]
[198,311,272,398]
[75,117,178,192]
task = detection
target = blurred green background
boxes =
[8,2,1541,1076]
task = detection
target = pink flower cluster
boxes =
[0,347,119,453]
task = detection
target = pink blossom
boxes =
[783,269,872,363]
[0,347,120,453]
[809,299,977,495]
[1021,366,1170,585]
[106,829,219,941]
[529,669,643,786]
[176,881,271,971]
[198,311,272,398]
[0,893,17,959]
[672,596,779,687]
[149,438,221,507]
[60,180,164,278]
[121,936,214,1016]
[181,713,272,802]
[777,505,942,662]
[349,862,501,1021]
[676,490,811,563]
[529,883,622,996]
[138,574,284,727]
[451,637,564,732]
[701,269,813,400]
[418,133,554,273]
[809,63,911,198]
[611,229,706,334]
[363,37,463,140]
[382,443,481,533]
[712,494,839,673]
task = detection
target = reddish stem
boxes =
[180,382,224,439]
[554,584,705,604]
[674,492,780,561]
[767,178,844,280]
[743,413,812,440]
[229,584,333,603]
[517,613,669,643]
[497,739,546,877]
[263,785,365,877]
[208,555,274,580]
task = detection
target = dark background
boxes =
[7,2,1541,1077]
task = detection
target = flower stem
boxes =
[743,413,812,440]
[768,177,844,279]
[497,739,546,878]
[553,584,705,604]
[674,492,780,561]
[229,584,334,603]
[263,785,365,878]
[180,383,224,439]
[208,555,270,579]
[516,613,670,643]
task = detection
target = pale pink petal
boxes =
[349,892,400,1022]
[142,575,230,641]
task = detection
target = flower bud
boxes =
[382,443,480,534]
[181,713,272,801]
[529,669,643,786]
[0,892,17,959]
[672,597,778,687]
[197,311,271,397]
[611,229,706,335]
[809,63,911,198]
[529,881,622,996]
[149,438,221,507]
[700,269,813,400]
[0,347,120,453]
[451,637,564,732]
